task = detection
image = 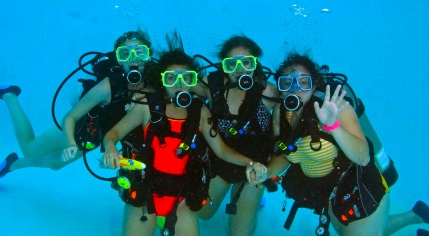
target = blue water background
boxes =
[0,1,428,235]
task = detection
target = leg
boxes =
[2,91,37,156]
[228,182,265,236]
[122,204,157,236]
[1,89,77,174]
[5,126,78,171]
[329,193,390,236]
[384,201,429,235]
[11,125,67,159]
[174,199,199,236]
[198,176,231,220]
[11,150,82,171]
[2,92,66,158]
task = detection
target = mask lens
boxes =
[297,75,312,90]
[222,58,238,73]
[240,56,257,71]
[278,76,293,91]
[182,71,198,87]
[162,71,178,87]
[116,46,131,61]
[133,45,150,62]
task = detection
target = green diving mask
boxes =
[221,55,257,74]
[116,45,150,62]
[161,70,198,87]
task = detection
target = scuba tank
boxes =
[319,65,398,187]
[356,101,398,186]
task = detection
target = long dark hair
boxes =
[113,29,152,50]
[218,35,265,81]
[148,31,201,97]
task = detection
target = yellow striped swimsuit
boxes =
[286,112,339,178]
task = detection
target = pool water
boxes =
[1,1,428,235]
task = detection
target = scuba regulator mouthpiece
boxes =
[172,91,192,108]
[127,66,142,84]
[283,94,303,111]
[237,74,254,90]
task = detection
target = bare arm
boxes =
[61,78,111,160]
[103,102,150,168]
[267,155,290,178]
[268,103,290,177]
[314,85,370,166]
[261,81,280,111]
[250,104,290,184]
[200,105,253,166]
[327,106,369,165]
[200,105,267,181]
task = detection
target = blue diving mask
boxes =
[278,68,313,92]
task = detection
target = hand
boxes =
[125,92,148,112]
[61,146,79,162]
[245,162,267,183]
[248,170,268,185]
[102,146,121,169]
[132,92,147,101]
[314,84,349,126]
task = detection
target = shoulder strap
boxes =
[207,71,229,116]
[177,96,205,158]
[276,95,339,156]
[145,91,170,146]
[224,81,265,140]
[206,71,229,138]
[108,73,128,101]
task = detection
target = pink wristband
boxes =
[323,120,340,131]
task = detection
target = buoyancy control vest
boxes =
[274,72,398,187]
[278,94,387,233]
[113,92,211,236]
[72,57,157,152]
[275,73,395,234]
[207,71,273,164]
[206,71,277,214]
[73,72,143,152]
